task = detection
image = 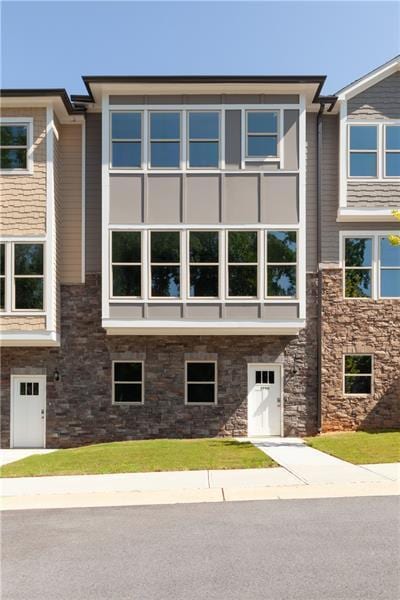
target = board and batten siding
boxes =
[0,107,47,235]
[85,113,102,274]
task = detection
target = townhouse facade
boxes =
[0,57,399,448]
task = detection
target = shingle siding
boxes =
[347,72,400,120]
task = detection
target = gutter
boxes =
[316,102,325,433]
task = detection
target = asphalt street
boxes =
[2,496,399,600]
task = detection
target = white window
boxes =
[112,361,144,404]
[13,243,44,311]
[185,361,217,405]
[379,236,400,298]
[149,112,180,168]
[384,125,400,177]
[188,112,219,168]
[150,231,181,297]
[0,243,5,310]
[344,355,373,395]
[110,112,142,168]
[266,231,297,298]
[189,231,219,298]
[0,120,32,173]
[227,231,258,298]
[111,231,142,298]
[344,237,373,298]
[348,125,377,177]
[246,111,278,159]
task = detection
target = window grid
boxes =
[226,230,259,299]
[112,360,144,405]
[188,231,219,299]
[343,236,373,299]
[185,361,217,405]
[13,243,44,312]
[265,231,297,299]
[347,122,400,180]
[149,111,181,169]
[110,111,142,169]
[348,125,378,178]
[187,111,220,169]
[384,124,400,178]
[0,123,29,171]
[246,110,279,160]
[111,231,142,299]
[149,231,181,299]
[379,235,400,299]
[343,354,373,396]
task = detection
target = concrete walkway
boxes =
[0,449,55,467]
[249,437,397,484]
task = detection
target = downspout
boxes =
[316,102,325,434]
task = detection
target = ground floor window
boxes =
[185,361,217,405]
[112,361,144,404]
[343,355,373,395]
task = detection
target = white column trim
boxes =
[46,106,55,332]
[339,99,347,208]
[101,95,110,318]
[298,95,306,319]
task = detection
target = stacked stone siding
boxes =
[321,268,400,432]
[0,107,47,235]
[0,274,318,448]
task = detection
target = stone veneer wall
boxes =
[0,274,318,448]
[321,268,400,432]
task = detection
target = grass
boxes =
[0,438,275,478]
[305,431,400,464]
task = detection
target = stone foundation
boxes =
[321,268,400,432]
[1,274,318,447]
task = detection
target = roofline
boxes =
[318,95,338,112]
[0,88,85,114]
[335,54,400,97]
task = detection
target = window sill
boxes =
[0,169,33,176]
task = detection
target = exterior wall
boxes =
[85,113,102,274]
[306,112,317,272]
[0,107,47,235]
[0,317,46,331]
[347,72,400,120]
[1,273,318,448]
[321,268,400,432]
[347,182,400,207]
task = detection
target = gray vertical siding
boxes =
[306,112,317,272]
[85,114,102,273]
[225,110,241,169]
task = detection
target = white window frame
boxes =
[185,360,217,406]
[226,230,259,299]
[187,230,220,300]
[112,360,144,405]
[12,242,45,313]
[379,234,400,299]
[346,120,400,181]
[265,230,298,300]
[383,124,400,178]
[109,111,142,170]
[0,242,5,311]
[148,110,181,170]
[340,231,400,300]
[110,231,142,299]
[245,109,280,162]
[187,110,220,169]
[149,230,181,299]
[342,235,373,300]
[347,124,378,179]
[343,354,374,397]
[0,117,33,174]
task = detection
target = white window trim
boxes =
[148,110,181,170]
[112,360,144,405]
[383,123,400,179]
[109,110,143,170]
[245,109,280,162]
[185,360,217,406]
[378,234,400,300]
[343,354,374,397]
[265,230,298,300]
[340,231,400,300]
[187,110,220,170]
[347,123,378,179]
[0,117,33,175]
[149,230,182,299]
[347,121,400,181]
[226,230,259,299]
[187,230,220,300]
[110,231,142,300]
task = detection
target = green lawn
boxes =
[306,431,400,464]
[1,438,275,478]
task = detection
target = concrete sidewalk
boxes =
[0,449,55,466]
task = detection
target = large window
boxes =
[344,237,372,298]
[0,123,30,171]
[185,361,217,405]
[349,126,377,177]
[0,243,4,310]
[111,112,142,168]
[344,355,373,395]
[112,361,144,404]
[385,125,400,177]
[14,244,44,310]
[150,231,180,297]
[246,111,278,159]
[150,112,180,168]
[380,237,400,298]
[227,231,258,297]
[266,231,297,297]
[111,232,141,297]
[188,112,219,168]
[189,231,219,297]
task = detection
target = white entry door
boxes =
[11,375,46,448]
[247,364,282,436]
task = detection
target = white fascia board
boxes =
[337,56,400,101]
[0,331,60,347]
[337,208,400,222]
[102,319,305,336]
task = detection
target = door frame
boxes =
[247,363,284,437]
[10,374,47,449]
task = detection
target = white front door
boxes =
[247,364,282,436]
[11,375,46,448]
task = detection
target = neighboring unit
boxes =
[0,58,399,448]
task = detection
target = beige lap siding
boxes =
[0,316,46,331]
[0,108,47,235]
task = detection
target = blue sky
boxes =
[1,1,399,95]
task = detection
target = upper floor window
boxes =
[380,237,400,298]
[188,112,219,168]
[349,125,377,177]
[266,231,297,297]
[385,125,400,177]
[344,237,372,298]
[111,231,141,297]
[14,244,44,310]
[0,243,4,310]
[150,112,180,168]
[227,231,258,297]
[246,111,278,159]
[189,231,219,297]
[0,123,30,171]
[150,231,180,297]
[111,112,142,168]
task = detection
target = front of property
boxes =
[1,58,399,448]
